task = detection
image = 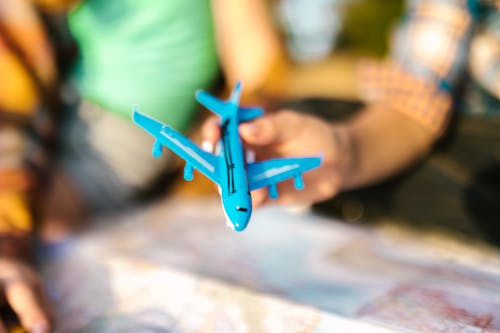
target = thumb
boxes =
[239,111,294,146]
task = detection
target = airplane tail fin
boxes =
[229,81,242,106]
[196,81,263,122]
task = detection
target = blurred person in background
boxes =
[204,0,500,239]
[0,0,283,331]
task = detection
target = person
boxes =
[0,0,283,332]
[203,0,500,234]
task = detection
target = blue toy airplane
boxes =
[132,82,322,232]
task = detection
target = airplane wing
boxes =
[133,111,220,184]
[247,156,322,199]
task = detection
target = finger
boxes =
[239,116,279,146]
[239,111,302,147]
[251,188,270,208]
[273,176,340,206]
[201,116,220,144]
[6,281,50,333]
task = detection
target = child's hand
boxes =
[0,258,51,333]
[202,110,352,207]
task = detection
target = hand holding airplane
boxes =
[133,82,322,232]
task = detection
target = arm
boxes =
[210,0,286,96]
[202,105,437,206]
[338,103,437,190]
[202,0,474,206]
[342,0,475,188]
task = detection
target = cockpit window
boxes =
[236,206,248,212]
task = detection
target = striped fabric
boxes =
[359,0,500,134]
[359,60,452,134]
[469,11,500,101]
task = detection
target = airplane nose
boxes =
[232,208,250,232]
[223,209,250,231]
[232,221,248,232]
[222,196,251,232]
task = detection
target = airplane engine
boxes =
[152,141,163,158]
[184,163,194,181]
[269,183,279,199]
[294,174,304,190]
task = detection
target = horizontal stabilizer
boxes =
[239,107,264,123]
[195,90,230,118]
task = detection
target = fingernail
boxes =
[246,149,256,163]
[201,140,214,152]
[252,191,267,208]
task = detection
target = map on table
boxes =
[41,198,500,333]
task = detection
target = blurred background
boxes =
[1,0,499,248]
[1,1,500,332]
[0,0,407,240]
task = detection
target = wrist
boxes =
[331,123,358,191]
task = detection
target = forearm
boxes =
[340,103,439,190]
[211,0,285,93]
[340,0,475,189]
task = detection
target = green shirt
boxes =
[69,0,219,131]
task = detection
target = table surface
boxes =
[40,195,500,333]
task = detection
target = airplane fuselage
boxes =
[218,114,252,231]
